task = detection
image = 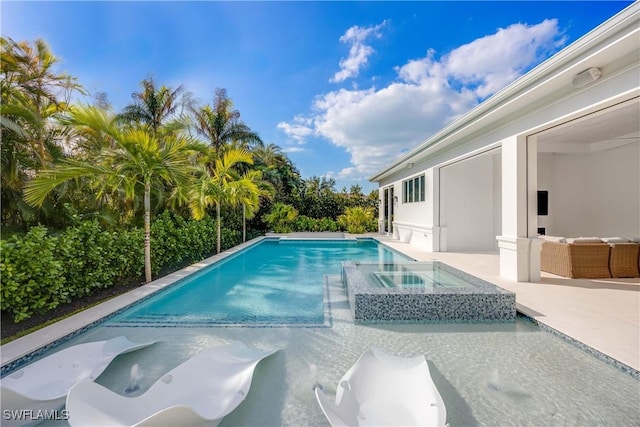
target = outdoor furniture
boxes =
[1,336,156,427]
[540,241,612,278]
[608,243,640,278]
[314,348,447,427]
[66,341,279,427]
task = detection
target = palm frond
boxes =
[23,160,113,207]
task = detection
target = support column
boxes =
[497,135,541,282]
[429,168,441,252]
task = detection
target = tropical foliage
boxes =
[23,105,201,283]
[338,206,377,234]
[263,203,299,233]
[1,215,240,322]
[1,37,84,227]
[1,36,380,323]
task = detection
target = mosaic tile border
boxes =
[517,313,640,380]
[342,261,516,323]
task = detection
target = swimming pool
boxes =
[106,238,413,327]
[2,237,638,426]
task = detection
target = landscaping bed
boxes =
[1,279,143,343]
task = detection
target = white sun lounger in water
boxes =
[1,336,156,427]
[66,341,279,427]
[314,348,447,427]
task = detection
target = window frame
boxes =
[401,174,426,204]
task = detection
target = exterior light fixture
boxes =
[407,162,414,169]
[572,67,601,88]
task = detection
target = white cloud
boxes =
[331,21,387,83]
[282,146,305,153]
[280,19,565,182]
[276,116,313,143]
[441,19,566,98]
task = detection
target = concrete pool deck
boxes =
[373,235,640,373]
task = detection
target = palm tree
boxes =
[117,77,186,137]
[1,37,83,226]
[253,143,284,167]
[237,169,275,242]
[188,148,261,253]
[252,143,291,199]
[24,106,199,283]
[192,88,262,152]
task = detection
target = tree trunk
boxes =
[243,203,246,243]
[216,203,221,254]
[144,184,152,283]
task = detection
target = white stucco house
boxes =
[370,3,639,282]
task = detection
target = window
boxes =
[408,179,414,202]
[402,174,426,203]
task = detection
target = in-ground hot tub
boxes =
[342,261,516,323]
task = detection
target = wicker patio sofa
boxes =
[540,236,640,279]
[540,239,612,279]
[608,243,640,278]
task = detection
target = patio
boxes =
[375,234,640,373]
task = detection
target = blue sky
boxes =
[2,1,633,191]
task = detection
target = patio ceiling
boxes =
[537,97,640,153]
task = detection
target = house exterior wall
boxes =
[440,150,501,252]
[393,170,433,249]
[372,4,639,282]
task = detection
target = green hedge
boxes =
[0,214,242,322]
[1,227,67,322]
[293,215,338,232]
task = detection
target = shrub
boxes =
[337,206,376,234]
[0,214,241,323]
[0,227,67,322]
[294,215,339,232]
[57,220,120,298]
[263,203,298,233]
[151,213,238,273]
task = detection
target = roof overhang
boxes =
[369,2,640,183]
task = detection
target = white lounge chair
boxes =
[1,336,156,427]
[314,348,447,427]
[66,341,279,427]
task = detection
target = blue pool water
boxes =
[107,238,413,327]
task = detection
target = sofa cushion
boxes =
[565,237,603,244]
[601,237,630,243]
[540,235,566,243]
